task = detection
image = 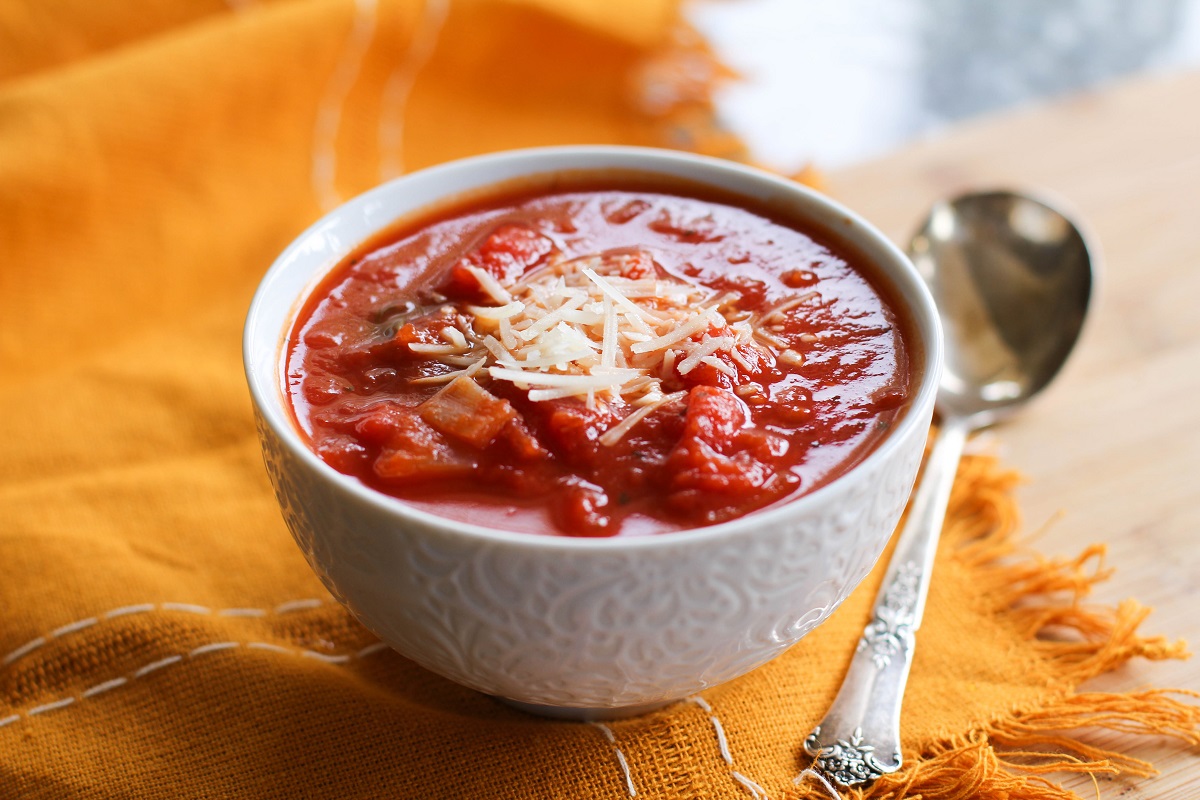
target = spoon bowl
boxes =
[909,190,1093,425]
[804,189,1095,788]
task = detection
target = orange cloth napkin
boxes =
[1,1,1196,798]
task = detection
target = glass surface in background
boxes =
[689,0,1200,171]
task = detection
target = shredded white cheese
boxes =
[463,264,512,304]
[409,251,789,442]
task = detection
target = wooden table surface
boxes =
[827,69,1200,798]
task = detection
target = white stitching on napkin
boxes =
[160,603,212,615]
[273,599,324,614]
[217,608,267,618]
[105,604,156,619]
[50,617,98,638]
[731,771,769,800]
[27,697,75,716]
[690,695,733,767]
[1,637,46,667]
[312,0,379,211]
[2,598,330,670]
[355,642,388,659]
[587,722,637,797]
[134,655,183,679]
[189,642,240,658]
[689,696,770,799]
[81,678,128,699]
[0,638,387,734]
[795,767,842,800]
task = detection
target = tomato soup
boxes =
[287,182,913,537]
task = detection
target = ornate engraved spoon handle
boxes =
[804,418,968,788]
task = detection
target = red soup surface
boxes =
[287,182,914,537]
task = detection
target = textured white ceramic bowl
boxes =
[244,146,942,719]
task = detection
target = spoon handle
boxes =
[803,417,968,788]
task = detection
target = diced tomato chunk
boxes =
[302,373,352,406]
[393,322,427,347]
[671,330,776,391]
[418,376,517,449]
[677,385,748,453]
[679,360,736,390]
[614,249,654,279]
[374,446,475,480]
[738,427,789,460]
[542,401,616,468]
[667,440,772,494]
[502,417,549,461]
[314,435,369,473]
[393,313,455,351]
[664,387,776,518]
[707,274,767,309]
[349,403,476,480]
[478,224,554,276]
[553,483,613,537]
[444,224,554,298]
[352,403,414,447]
[604,198,650,225]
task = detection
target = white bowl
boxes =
[243,146,942,719]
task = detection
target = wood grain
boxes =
[828,69,1200,798]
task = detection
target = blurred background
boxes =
[688,0,1200,171]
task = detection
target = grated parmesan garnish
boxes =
[409,252,785,442]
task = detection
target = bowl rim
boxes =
[244,144,943,552]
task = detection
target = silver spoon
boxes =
[801,190,1095,790]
